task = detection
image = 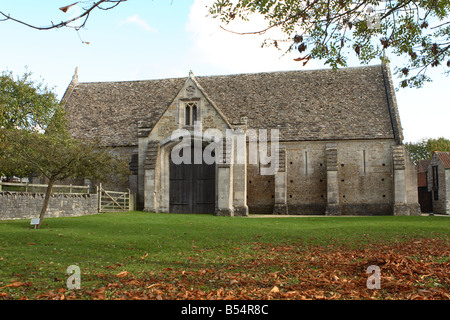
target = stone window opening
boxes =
[184,102,199,126]
[362,150,367,174]
[432,165,439,189]
[185,105,190,126]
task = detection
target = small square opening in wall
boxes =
[341,164,344,167]
[289,195,293,198]
[290,180,293,183]
[382,163,386,166]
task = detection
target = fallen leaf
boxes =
[4,281,32,288]
[121,279,142,286]
[270,286,279,293]
[140,253,148,259]
[115,271,131,278]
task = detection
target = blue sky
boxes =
[1,0,448,143]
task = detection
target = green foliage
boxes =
[1,126,129,185]
[0,69,64,178]
[0,69,130,227]
[405,137,450,163]
[1,125,130,227]
[209,0,450,88]
[0,69,60,131]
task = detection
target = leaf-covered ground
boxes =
[2,237,447,300]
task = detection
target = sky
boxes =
[0,0,448,143]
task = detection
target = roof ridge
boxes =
[75,64,383,85]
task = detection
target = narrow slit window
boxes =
[192,105,197,123]
[363,150,366,174]
[185,105,191,126]
[305,151,308,175]
[432,165,439,188]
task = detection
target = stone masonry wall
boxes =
[247,139,397,215]
[0,192,98,220]
[428,155,449,214]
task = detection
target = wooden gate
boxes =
[169,146,215,214]
[98,184,133,212]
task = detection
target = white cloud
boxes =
[119,14,158,33]
[185,0,320,75]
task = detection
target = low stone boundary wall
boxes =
[0,192,98,220]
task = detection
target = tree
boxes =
[0,1,127,31]
[209,0,450,88]
[405,137,450,163]
[0,69,61,179]
[0,70,129,228]
[1,121,129,228]
[0,70,60,132]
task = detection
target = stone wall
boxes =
[248,139,402,215]
[0,192,98,220]
[428,155,449,214]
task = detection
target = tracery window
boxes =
[184,102,198,126]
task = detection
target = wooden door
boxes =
[169,146,215,214]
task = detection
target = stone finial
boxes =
[72,66,79,83]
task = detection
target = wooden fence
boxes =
[0,182,90,194]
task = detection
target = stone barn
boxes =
[62,63,420,216]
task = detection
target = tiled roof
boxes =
[436,151,450,169]
[64,65,398,147]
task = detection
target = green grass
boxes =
[0,212,449,298]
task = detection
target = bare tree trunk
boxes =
[37,176,56,229]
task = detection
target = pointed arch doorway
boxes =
[169,145,215,214]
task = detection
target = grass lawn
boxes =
[0,212,449,300]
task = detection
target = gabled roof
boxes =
[417,159,431,173]
[435,151,450,169]
[63,64,400,147]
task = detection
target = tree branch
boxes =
[0,0,127,30]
